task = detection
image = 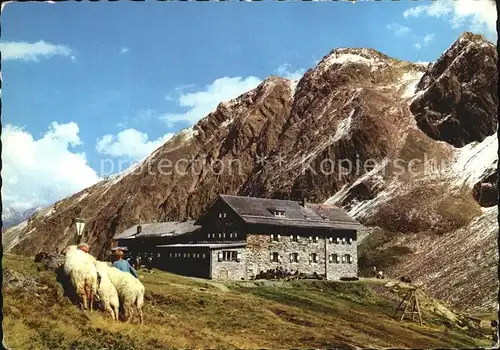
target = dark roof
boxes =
[219,195,364,231]
[114,220,201,240]
[157,243,246,249]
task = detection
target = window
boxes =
[290,253,299,263]
[313,236,319,243]
[328,237,333,244]
[336,237,341,244]
[291,235,298,242]
[183,253,187,258]
[234,232,238,239]
[169,253,172,258]
[274,209,286,217]
[329,254,340,264]
[271,252,279,262]
[345,254,352,264]
[218,233,222,239]
[270,234,280,242]
[219,251,239,261]
[207,233,211,238]
[219,212,227,218]
[202,253,206,259]
[310,253,318,263]
[348,238,353,245]
[342,237,346,244]
[341,254,352,263]
[229,233,233,238]
[187,253,190,258]
[223,233,226,238]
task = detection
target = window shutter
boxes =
[270,234,274,242]
[270,252,273,262]
[278,255,282,263]
[277,234,281,241]
[342,237,346,244]
[309,236,313,242]
[336,255,340,263]
[290,235,293,242]
[349,238,353,244]
[218,252,223,261]
[315,236,319,242]
[329,255,333,263]
[329,237,333,244]
[309,254,312,262]
[336,237,341,244]
[236,252,241,262]
[342,255,346,263]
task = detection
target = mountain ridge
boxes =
[3,31,498,313]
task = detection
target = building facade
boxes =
[112,194,364,281]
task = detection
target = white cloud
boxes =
[0,40,76,62]
[274,63,306,80]
[423,33,435,44]
[403,0,496,39]
[119,47,129,54]
[161,76,262,127]
[96,128,174,160]
[403,1,452,19]
[414,33,436,50]
[1,122,100,211]
[386,23,411,36]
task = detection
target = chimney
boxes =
[136,215,142,234]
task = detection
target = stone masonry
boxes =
[210,247,247,280]
[245,233,357,280]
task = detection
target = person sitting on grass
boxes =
[113,249,139,279]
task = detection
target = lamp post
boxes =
[75,217,86,244]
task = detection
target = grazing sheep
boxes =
[63,245,98,311]
[95,261,120,321]
[106,265,145,324]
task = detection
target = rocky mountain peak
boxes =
[410,31,498,147]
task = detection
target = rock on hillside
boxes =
[3,32,497,313]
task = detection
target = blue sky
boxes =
[1,0,496,211]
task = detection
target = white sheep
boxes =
[105,265,145,324]
[94,261,120,321]
[63,245,98,311]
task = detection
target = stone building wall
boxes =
[245,232,358,280]
[245,234,329,278]
[210,247,247,280]
[325,237,358,280]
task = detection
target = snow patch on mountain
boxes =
[177,125,199,141]
[451,132,498,187]
[400,71,425,99]
[332,109,355,142]
[221,118,235,128]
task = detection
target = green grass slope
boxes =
[2,253,492,349]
